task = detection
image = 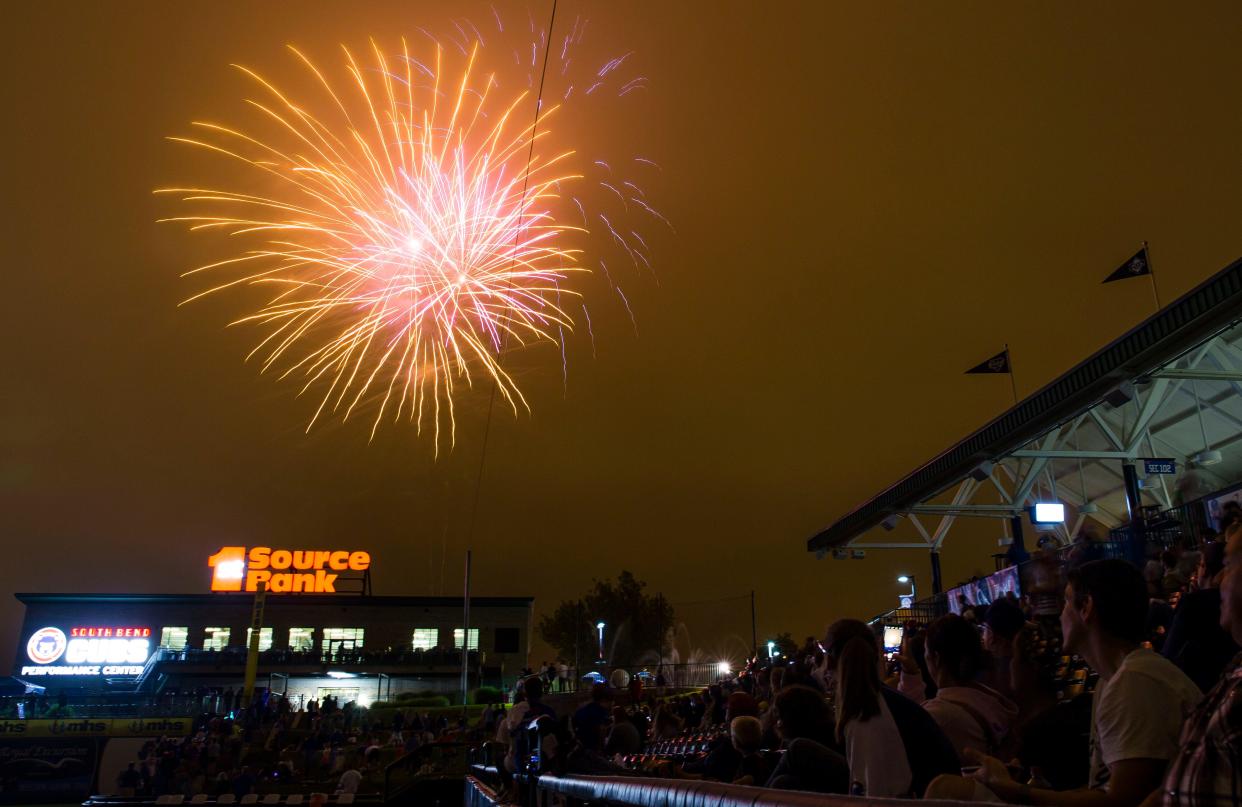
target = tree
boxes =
[537,571,675,669]
[771,631,799,658]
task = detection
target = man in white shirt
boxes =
[927,559,1201,806]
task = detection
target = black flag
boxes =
[965,349,1011,375]
[1103,245,1151,284]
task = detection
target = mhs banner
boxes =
[0,717,193,739]
[208,546,371,593]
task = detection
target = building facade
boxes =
[14,593,534,705]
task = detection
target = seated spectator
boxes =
[604,707,641,755]
[979,596,1038,708]
[335,763,362,795]
[729,716,770,785]
[825,619,958,797]
[566,686,638,777]
[651,703,683,740]
[899,614,1018,759]
[764,684,847,794]
[678,691,760,781]
[570,684,613,753]
[1149,563,1242,807]
[1162,542,1239,692]
[1162,550,1188,598]
[927,559,1202,806]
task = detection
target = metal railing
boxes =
[532,662,735,695]
[466,773,980,807]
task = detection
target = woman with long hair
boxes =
[824,619,958,797]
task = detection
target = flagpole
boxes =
[1144,241,1162,310]
[1005,343,1018,406]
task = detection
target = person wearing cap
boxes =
[979,594,1057,725]
[1162,542,1239,693]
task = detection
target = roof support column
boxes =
[1007,515,1030,566]
[930,550,943,596]
[1121,462,1147,567]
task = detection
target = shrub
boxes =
[393,692,451,708]
[472,686,503,705]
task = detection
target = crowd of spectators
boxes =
[490,524,1242,806]
[108,689,486,799]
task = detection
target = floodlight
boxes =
[1194,449,1223,466]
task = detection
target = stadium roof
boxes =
[808,255,1242,554]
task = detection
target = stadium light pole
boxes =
[596,621,606,662]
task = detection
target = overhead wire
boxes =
[464,0,560,550]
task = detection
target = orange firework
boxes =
[160,37,592,450]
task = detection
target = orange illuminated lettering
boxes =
[248,546,272,570]
[209,546,369,595]
[208,547,247,592]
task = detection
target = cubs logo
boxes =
[26,627,66,665]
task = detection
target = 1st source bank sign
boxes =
[208,546,370,593]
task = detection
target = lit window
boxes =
[245,627,273,652]
[453,628,479,650]
[411,629,439,651]
[321,628,364,655]
[203,627,231,651]
[160,627,188,651]
[288,628,314,652]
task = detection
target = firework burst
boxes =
[161,26,655,452]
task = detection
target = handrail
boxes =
[531,773,982,807]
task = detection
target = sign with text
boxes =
[22,626,150,677]
[1143,458,1177,475]
[208,546,370,593]
[0,717,193,738]
[0,739,99,805]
